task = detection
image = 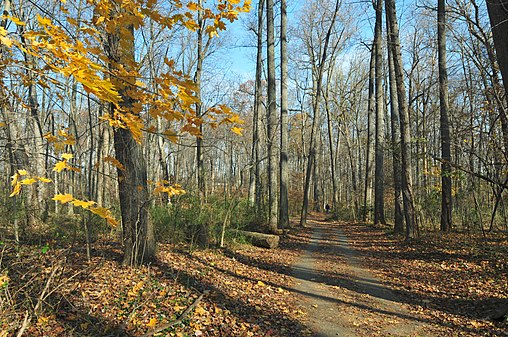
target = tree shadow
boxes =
[220,220,508,335]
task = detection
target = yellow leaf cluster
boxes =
[89,206,119,227]
[2,0,249,224]
[153,181,186,197]
[146,317,157,328]
[128,281,144,298]
[52,193,118,227]
[52,153,79,173]
[44,130,76,153]
[52,193,74,204]
[10,170,52,197]
[0,27,13,47]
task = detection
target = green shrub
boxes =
[151,194,260,246]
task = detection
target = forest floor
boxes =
[1,214,507,336]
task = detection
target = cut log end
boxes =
[234,230,280,249]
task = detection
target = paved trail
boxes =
[291,216,429,336]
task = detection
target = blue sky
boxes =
[217,0,307,80]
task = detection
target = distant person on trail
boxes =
[325,203,331,214]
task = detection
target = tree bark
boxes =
[106,5,154,266]
[279,0,289,229]
[266,0,278,230]
[438,0,452,232]
[373,0,386,225]
[249,0,264,215]
[385,0,417,239]
[363,43,376,222]
[385,19,404,234]
[486,1,508,106]
[194,0,209,247]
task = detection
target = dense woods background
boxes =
[0,0,508,261]
[1,0,508,335]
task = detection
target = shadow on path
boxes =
[290,215,428,337]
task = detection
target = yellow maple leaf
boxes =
[146,317,157,328]
[8,16,26,26]
[231,126,243,136]
[71,199,95,209]
[43,133,58,143]
[52,193,74,204]
[194,305,207,316]
[61,153,73,160]
[18,169,28,176]
[53,160,67,172]
[9,183,21,197]
[37,177,52,183]
[187,2,200,11]
[0,27,12,47]
[89,206,118,227]
[36,15,52,26]
[20,178,37,185]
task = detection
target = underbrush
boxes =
[151,195,262,247]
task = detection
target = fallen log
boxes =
[233,230,280,249]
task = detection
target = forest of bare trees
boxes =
[1,0,508,335]
[1,0,508,261]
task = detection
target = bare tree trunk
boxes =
[266,0,278,230]
[386,0,417,239]
[363,44,376,222]
[300,0,340,226]
[195,0,209,246]
[324,89,338,210]
[373,0,386,225]
[251,0,264,214]
[279,0,289,229]
[487,2,508,107]
[106,6,154,266]
[385,18,404,234]
[18,7,45,224]
[438,0,452,232]
[313,137,321,212]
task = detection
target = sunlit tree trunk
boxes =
[363,44,376,222]
[373,0,386,225]
[324,85,338,210]
[385,0,417,238]
[194,0,210,246]
[386,19,404,234]
[106,5,154,266]
[438,0,452,233]
[279,0,289,229]
[266,0,278,230]
[250,0,264,214]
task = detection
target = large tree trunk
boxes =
[106,6,154,266]
[266,0,278,231]
[249,0,264,213]
[487,1,508,103]
[438,0,452,232]
[386,21,404,234]
[373,0,386,225]
[386,0,417,239]
[279,0,289,229]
